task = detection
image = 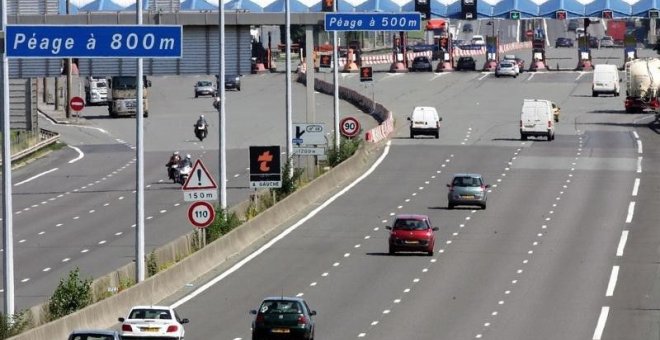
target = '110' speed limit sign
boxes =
[188,201,216,228]
[340,116,361,138]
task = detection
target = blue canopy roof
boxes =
[225,0,265,12]
[538,0,585,18]
[584,0,632,17]
[632,0,659,16]
[79,0,127,11]
[124,0,151,11]
[492,0,539,18]
[355,0,406,12]
[264,0,317,12]
[180,0,219,10]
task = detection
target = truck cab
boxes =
[85,76,109,106]
[107,76,151,118]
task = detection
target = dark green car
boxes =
[250,297,316,340]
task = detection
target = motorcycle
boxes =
[194,122,207,141]
[176,162,192,185]
[166,163,179,183]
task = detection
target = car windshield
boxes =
[259,300,303,314]
[198,81,212,86]
[393,219,429,230]
[452,176,482,187]
[129,309,172,320]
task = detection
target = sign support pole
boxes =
[332,0,339,150]
[135,0,145,283]
[1,0,15,316]
[285,0,293,176]
[219,0,227,212]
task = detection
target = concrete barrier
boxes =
[9,127,386,340]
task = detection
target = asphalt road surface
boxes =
[160,47,658,340]
[0,74,377,310]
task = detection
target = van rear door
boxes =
[521,103,544,132]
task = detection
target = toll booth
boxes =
[435,35,453,72]
[529,39,548,71]
[390,32,408,73]
[623,35,637,67]
[575,36,592,71]
[483,36,498,71]
[343,49,359,73]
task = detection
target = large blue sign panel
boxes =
[5,25,182,58]
[325,13,421,32]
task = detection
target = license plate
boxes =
[524,124,535,128]
[140,327,159,332]
[414,121,425,125]
[126,101,136,108]
[461,195,474,199]
[404,240,419,244]
[272,328,290,333]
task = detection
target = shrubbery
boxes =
[328,136,361,167]
[0,310,31,339]
[47,268,92,321]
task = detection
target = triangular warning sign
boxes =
[182,159,218,190]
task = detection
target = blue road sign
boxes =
[325,13,421,32]
[5,25,182,58]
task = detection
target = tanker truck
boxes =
[624,58,660,114]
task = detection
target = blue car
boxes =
[555,37,574,48]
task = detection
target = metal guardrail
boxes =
[3,128,60,164]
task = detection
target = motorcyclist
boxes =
[166,151,181,179]
[180,154,193,168]
[196,115,208,127]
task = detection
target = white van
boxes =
[407,106,442,138]
[592,64,620,97]
[520,99,555,141]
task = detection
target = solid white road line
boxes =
[625,202,635,223]
[616,230,629,257]
[67,145,84,163]
[606,266,619,296]
[592,306,609,340]
[14,168,58,186]
[632,178,640,197]
[171,141,393,309]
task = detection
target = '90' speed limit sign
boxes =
[188,201,216,229]
[339,117,361,138]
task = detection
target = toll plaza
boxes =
[530,38,549,71]
[390,32,409,73]
[575,35,593,71]
[483,36,499,71]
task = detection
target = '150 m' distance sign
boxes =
[325,13,421,31]
[5,25,182,58]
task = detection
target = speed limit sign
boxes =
[340,117,361,138]
[187,201,216,228]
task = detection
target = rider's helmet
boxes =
[200,114,205,119]
[186,154,191,159]
[173,151,179,156]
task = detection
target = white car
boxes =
[495,60,519,78]
[119,305,189,339]
[471,35,486,46]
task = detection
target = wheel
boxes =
[389,246,395,255]
[625,107,634,113]
[496,74,500,78]
[448,203,454,210]
[435,129,439,139]
[592,92,598,97]
[237,86,241,91]
[195,93,198,98]
[521,134,527,141]
[514,75,518,78]
[427,250,434,256]
[481,203,487,210]
[615,91,620,97]
[410,130,415,139]
[143,111,149,118]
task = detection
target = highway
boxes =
[3,37,660,339]
[0,74,377,310]
[158,45,658,340]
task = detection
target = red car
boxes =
[386,214,438,256]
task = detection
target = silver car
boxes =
[194,80,216,98]
[495,61,519,78]
[447,173,490,210]
[68,329,122,340]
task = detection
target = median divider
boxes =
[10,78,394,340]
